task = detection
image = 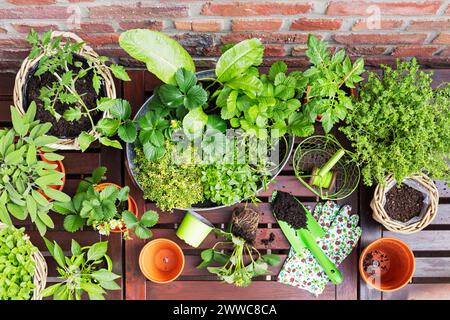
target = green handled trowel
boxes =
[271,191,343,285]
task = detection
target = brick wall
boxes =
[0,0,449,71]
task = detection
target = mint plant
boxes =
[0,225,38,300]
[302,35,365,133]
[26,30,132,151]
[0,102,70,236]
[41,239,120,300]
[53,167,158,239]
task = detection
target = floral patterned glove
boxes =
[277,201,361,296]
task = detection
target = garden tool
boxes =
[278,201,361,296]
[271,191,343,285]
[308,148,344,189]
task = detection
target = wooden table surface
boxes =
[0,67,449,300]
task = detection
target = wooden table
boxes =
[0,67,449,300]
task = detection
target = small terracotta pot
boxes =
[38,153,65,202]
[139,238,185,284]
[359,237,415,292]
[94,182,138,233]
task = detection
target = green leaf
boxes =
[109,99,132,120]
[52,201,75,214]
[42,188,70,202]
[183,107,208,138]
[140,210,159,227]
[110,64,130,81]
[41,152,64,161]
[288,112,315,137]
[119,29,195,84]
[78,131,95,152]
[38,211,54,228]
[98,280,121,291]
[226,75,263,98]
[92,74,101,95]
[262,254,281,266]
[80,281,106,295]
[306,34,330,66]
[52,241,66,268]
[63,107,82,122]
[175,68,197,93]
[158,84,184,107]
[97,118,120,136]
[216,38,264,82]
[0,205,12,226]
[268,61,288,81]
[87,241,108,261]
[5,147,26,165]
[207,115,227,133]
[185,85,208,110]
[32,189,50,206]
[92,269,121,282]
[99,137,122,149]
[134,226,153,239]
[71,239,82,256]
[7,203,26,220]
[10,106,29,137]
[118,120,137,143]
[122,210,139,229]
[40,283,63,298]
[142,142,165,161]
[63,215,84,233]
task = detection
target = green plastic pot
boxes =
[176,211,214,248]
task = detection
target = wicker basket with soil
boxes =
[371,174,439,234]
[13,31,116,150]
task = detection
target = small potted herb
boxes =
[301,35,364,133]
[197,207,280,287]
[0,102,70,236]
[14,30,132,151]
[53,167,158,239]
[0,223,47,300]
[41,239,120,300]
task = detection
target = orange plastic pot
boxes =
[359,237,415,292]
[94,182,138,233]
[38,153,65,202]
[139,238,185,284]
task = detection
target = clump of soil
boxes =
[231,207,260,244]
[261,232,275,246]
[384,184,424,222]
[25,55,104,138]
[363,249,390,277]
[271,191,307,229]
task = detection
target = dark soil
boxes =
[231,207,260,244]
[261,232,275,246]
[24,55,104,138]
[271,191,307,229]
[384,184,424,222]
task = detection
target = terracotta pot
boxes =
[139,238,185,284]
[359,237,415,292]
[38,153,65,202]
[94,182,138,233]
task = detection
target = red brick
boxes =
[292,45,340,56]
[0,6,70,19]
[407,20,450,30]
[291,18,342,30]
[68,0,94,2]
[89,5,188,19]
[326,1,442,16]
[175,20,223,32]
[77,22,115,33]
[264,45,285,56]
[77,33,120,46]
[439,47,450,56]
[7,0,55,4]
[221,32,312,44]
[346,46,388,55]
[433,33,450,44]
[232,19,282,31]
[0,28,7,33]
[352,19,403,31]
[446,6,450,15]
[12,23,58,33]
[201,2,312,16]
[0,49,29,59]
[333,33,427,45]
[118,20,163,31]
[392,45,439,56]
[0,38,28,47]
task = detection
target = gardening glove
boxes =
[277,201,361,296]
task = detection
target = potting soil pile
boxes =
[277,201,361,296]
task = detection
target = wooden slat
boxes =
[431,204,450,225]
[435,179,450,198]
[259,175,317,197]
[0,74,14,96]
[383,231,450,251]
[146,280,336,300]
[383,284,450,300]
[0,100,12,122]
[414,257,450,278]
[61,152,101,175]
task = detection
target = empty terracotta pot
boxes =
[94,182,139,233]
[359,237,415,292]
[139,238,185,284]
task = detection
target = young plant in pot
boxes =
[341,59,449,232]
[119,29,315,211]
[301,35,365,133]
[41,239,120,300]
[0,102,70,236]
[53,167,158,239]
[197,207,280,287]
[15,30,132,151]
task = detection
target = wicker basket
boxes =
[0,223,47,300]
[13,31,116,150]
[370,174,439,234]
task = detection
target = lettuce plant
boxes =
[0,103,70,236]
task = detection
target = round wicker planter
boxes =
[13,31,116,150]
[0,223,47,300]
[370,174,439,234]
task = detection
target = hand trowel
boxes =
[271,190,343,285]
